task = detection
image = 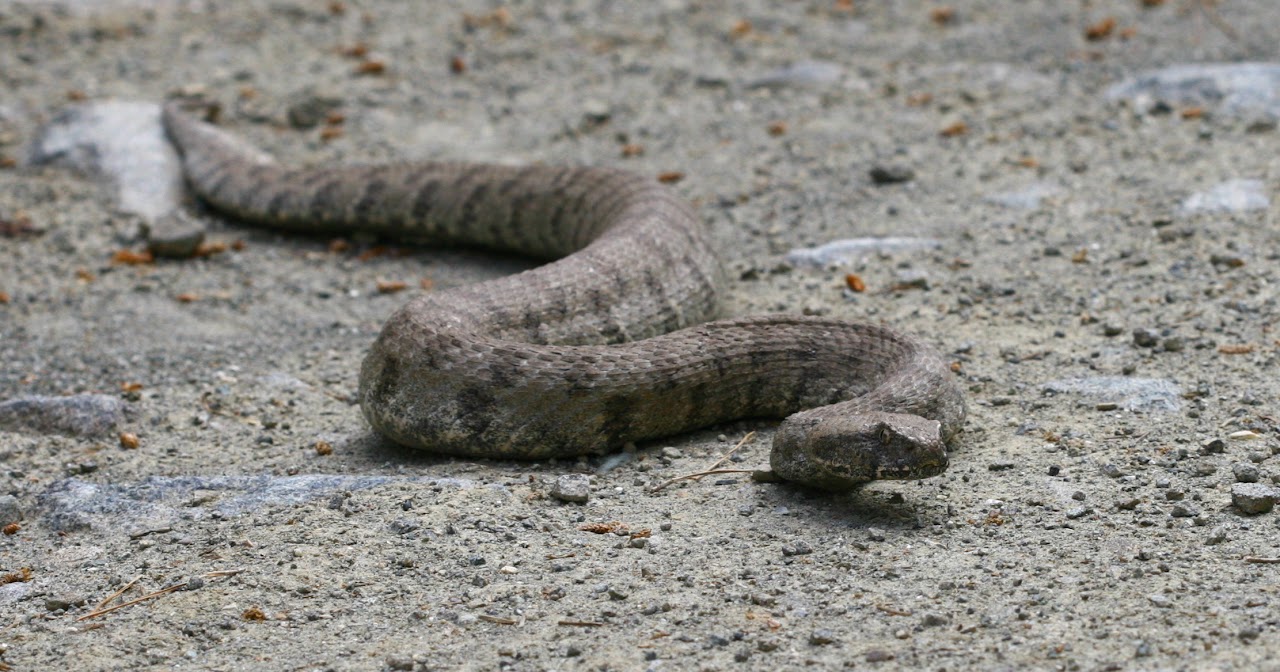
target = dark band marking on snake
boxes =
[161,99,966,491]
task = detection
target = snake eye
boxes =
[878,425,893,445]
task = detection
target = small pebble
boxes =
[809,629,836,645]
[286,90,342,129]
[782,540,813,556]
[1233,463,1261,483]
[144,211,206,258]
[920,613,949,627]
[1200,439,1226,455]
[868,164,915,184]
[388,518,419,535]
[1132,328,1160,348]
[45,595,86,612]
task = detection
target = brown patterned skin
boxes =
[162,99,965,491]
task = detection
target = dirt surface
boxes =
[3,1,1280,670]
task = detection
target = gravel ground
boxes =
[3,1,1280,670]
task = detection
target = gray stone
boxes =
[869,164,915,184]
[1132,328,1160,348]
[144,211,206,259]
[550,474,591,503]
[1232,483,1276,515]
[0,495,22,526]
[808,628,836,645]
[45,594,86,612]
[1233,463,1261,484]
[286,90,342,129]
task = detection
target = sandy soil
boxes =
[3,1,1280,670]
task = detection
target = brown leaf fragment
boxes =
[242,607,266,621]
[112,249,154,265]
[376,280,409,294]
[579,521,628,534]
[1,567,32,583]
[355,59,386,76]
[338,43,368,58]
[1085,17,1116,40]
[929,7,955,25]
[0,213,41,238]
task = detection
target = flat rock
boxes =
[0,394,128,437]
[786,237,942,268]
[1106,63,1280,120]
[37,475,505,530]
[26,101,184,221]
[1041,377,1181,413]
[985,182,1063,210]
[746,60,842,89]
[1178,179,1269,215]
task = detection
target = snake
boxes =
[161,99,966,491]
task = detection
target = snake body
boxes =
[162,100,965,490]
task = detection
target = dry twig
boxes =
[77,568,247,621]
[649,431,758,492]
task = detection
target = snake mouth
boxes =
[875,456,948,480]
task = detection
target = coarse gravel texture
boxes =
[3,1,1280,670]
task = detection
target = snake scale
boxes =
[162,99,965,491]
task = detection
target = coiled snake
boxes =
[162,100,965,491]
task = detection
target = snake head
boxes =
[770,410,948,491]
